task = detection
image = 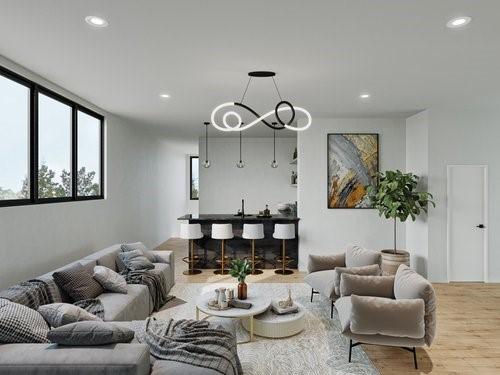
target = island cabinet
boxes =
[177,214,299,269]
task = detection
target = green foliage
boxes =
[228,259,251,283]
[367,170,435,222]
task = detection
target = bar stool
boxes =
[180,223,203,275]
[212,223,234,275]
[273,223,295,275]
[243,223,264,275]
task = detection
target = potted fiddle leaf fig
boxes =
[367,170,435,275]
[229,259,251,300]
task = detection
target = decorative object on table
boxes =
[367,170,435,275]
[271,300,299,315]
[327,133,379,208]
[229,259,252,300]
[278,287,293,308]
[202,122,210,168]
[227,288,235,301]
[179,223,203,275]
[210,71,311,133]
[217,287,228,309]
[229,300,253,309]
[273,223,296,275]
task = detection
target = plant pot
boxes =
[381,249,410,275]
[237,282,247,300]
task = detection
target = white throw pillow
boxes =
[93,266,128,294]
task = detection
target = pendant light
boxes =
[271,126,278,168]
[202,122,211,168]
[236,127,245,168]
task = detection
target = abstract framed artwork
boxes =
[327,133,379,208]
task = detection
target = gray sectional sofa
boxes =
[0,243,234,375]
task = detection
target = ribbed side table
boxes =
[241,304,305,338]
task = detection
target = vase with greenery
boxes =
[367,170,435,273]
[229,259,251,300]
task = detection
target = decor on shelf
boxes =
[293,147,298,160]
[210,71,311,132]
[229,259,251,300]
[202,122,211,168]
[236,131,245,168]
[367,170,435,274]
[271,128,278,168]
[327,133,379,208]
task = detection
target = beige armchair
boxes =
[335,264,437,369]
[304,245,381,318]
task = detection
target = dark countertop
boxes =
[177,214,300,221]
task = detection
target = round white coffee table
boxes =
[196,291,271,344]
[241,304,305,338]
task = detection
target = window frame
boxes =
[189,155,199,201]
[0,64,105,208]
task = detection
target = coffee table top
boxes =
[196,291,271,318]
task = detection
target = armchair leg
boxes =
[331,300,334,318]
[310,288,319,302]
[403,347,418,369]
[348,339,352,362]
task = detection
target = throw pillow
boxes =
[333,264,381,295]
[47,321,134,346]
[340,273,395,298]
[121,242,157,263]
[0,299,50,343]
[345,244,381,268]
[38,303,101,328]
[52,263,104,302]
[117,249,155,271]
[93,265,127,294]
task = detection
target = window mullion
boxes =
[31,86,39,203]
[72,105,78,199]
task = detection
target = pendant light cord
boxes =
[273,129,276,161]
[272,77,283,101]
[205,122,209,161]
[239,131,242,162]
[240,77,252,103]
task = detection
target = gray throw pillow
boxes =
[38,303,101,328]
[52,263,104,302]
[93,266,127,294]
[333,264,381,295]
[117,249,155,271]
[345,244,381,268]
[47,321,134,346]
[0,299,50,343]
[307,253,346,273]
[121,242,157,262]
[340,274,395,298]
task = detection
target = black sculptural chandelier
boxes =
[210,71,312,132]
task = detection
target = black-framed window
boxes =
[0,65,104,208]
[190,156,199,200]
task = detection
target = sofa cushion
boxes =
[350,295,425,339]
[38,303,101,328]
[307,253,346,273]
[333,264,381,295]
[52,262,104,302]
[48,321,134,346]
[340,274,395,298]
[394,264,437,346]
[83,245,121,272]
[117,250,155,272]
[304,270,337,299]
[0,299,50,343]
[99,284,150,321]
[93,266,127,294]
[334,296,352,334]
[345,244,381,268]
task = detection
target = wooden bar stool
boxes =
[273,223,295,275]
[212,223,234,275]
[180,223,203,275]
[243,223,264,275]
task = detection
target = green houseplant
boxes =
[229,259,251,300]
[367,170,435,274]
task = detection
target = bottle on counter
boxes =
[263,204,270,217]
[291,171,296,185]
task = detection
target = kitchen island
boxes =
[177,214,299,269]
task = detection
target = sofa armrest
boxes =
[333,264,381,295]
[0,343,150,375]
[340,273,395,298]
[307,253,346,273]
[350,295,425,339]
[151,250,175,288]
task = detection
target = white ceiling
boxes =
[1,0,499,137]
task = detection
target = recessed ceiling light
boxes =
[359,93,371,99]
[446,16,471,29]
[159,93,171,99]
[85,16,109,28]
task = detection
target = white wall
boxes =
[0,56,196,289]
[199,137,297,214]
[405,111,429,277]
[427,106,500,282]
[297,118,406,270]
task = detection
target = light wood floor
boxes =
[157,238,500,375]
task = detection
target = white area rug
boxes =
[153,282,379,375]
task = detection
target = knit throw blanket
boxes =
[131,318,243,375]
[74,298,105,319]
[122,269,169,311]
[0,279,56,310]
